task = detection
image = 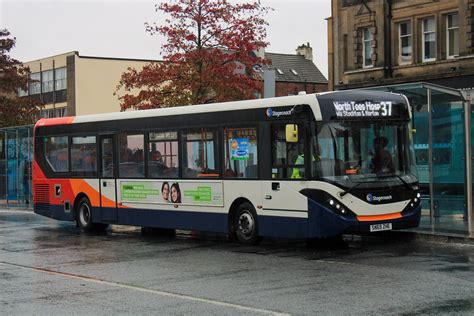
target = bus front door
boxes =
[99,135,118,222]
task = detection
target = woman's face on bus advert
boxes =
[161,182,169,201]
[171,184,180,203]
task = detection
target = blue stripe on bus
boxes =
[114,208,228,233]
[34,204,75,221]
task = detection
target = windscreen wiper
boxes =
[377,174,412,190]
[339,178,380,197]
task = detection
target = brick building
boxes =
[327,0,474,90]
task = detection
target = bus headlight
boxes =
[417,192,421,199]
[329,199,335,206]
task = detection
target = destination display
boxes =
[120,180,224,206]
[317,90,409,121]
[332,101,393,118]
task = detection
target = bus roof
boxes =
[34,90,409,128]
[35,93,322,128]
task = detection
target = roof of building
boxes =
[265,52,327,84]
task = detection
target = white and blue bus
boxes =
[33,91,421,244]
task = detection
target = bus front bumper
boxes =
[308,199,422,238]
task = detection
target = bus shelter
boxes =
[367,83,473,236]
[0,125,33,208]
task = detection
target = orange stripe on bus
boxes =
[70,179,117,208]
[357,212,402,222]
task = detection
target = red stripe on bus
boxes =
[36,116,75,127]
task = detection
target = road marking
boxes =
[0,261,290,316]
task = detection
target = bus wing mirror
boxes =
[285,124,298,143]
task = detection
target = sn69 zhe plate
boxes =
[370,223,392,232]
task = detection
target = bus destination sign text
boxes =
[333,101,392,118]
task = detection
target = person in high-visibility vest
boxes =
[291,154,305,179]
[291,144,320,179]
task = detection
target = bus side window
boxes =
[71,136,97,174]
[148,131,179,178]
[182,128,219,178]
[223,127,258,179]
[118,133,145,178]
[271,123,305,179]
[44,136,69,172]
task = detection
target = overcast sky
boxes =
[0,0,331,77]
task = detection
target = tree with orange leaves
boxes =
[116,0,271,110]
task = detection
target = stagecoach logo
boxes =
[266,107,293,118]
[366,193,392,202]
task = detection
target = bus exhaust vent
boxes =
[34,184,50,211]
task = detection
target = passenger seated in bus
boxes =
[149,150,168,177]
[372,136,395,174]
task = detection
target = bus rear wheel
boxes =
[234,202,260,245]
[76,197,108,232]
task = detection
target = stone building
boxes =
[327,0,474,90]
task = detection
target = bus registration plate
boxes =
[370,223,392,232]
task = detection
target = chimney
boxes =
[296,42,313,61]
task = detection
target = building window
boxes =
[40,108,67,118]
[17,87,28,97]
[55,67,67,91]
[447,13,459,58]
[362,28,373,68]
[422,17,436,62]
[398,21,412,64]
[42,70,54,93]
[29,72,41,95]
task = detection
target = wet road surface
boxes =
[1,210,474,315]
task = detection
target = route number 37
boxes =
[380,101,392,116]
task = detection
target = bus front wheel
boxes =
[234,202,260,245]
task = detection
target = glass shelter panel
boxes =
[430,91,465,220]
[0,126,33,208]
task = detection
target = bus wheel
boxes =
[234,202,260,245]
[77,197,94,231]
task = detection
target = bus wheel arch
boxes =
[228,198,261,245]
[73,194,108,232]
[74,194,94,231]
